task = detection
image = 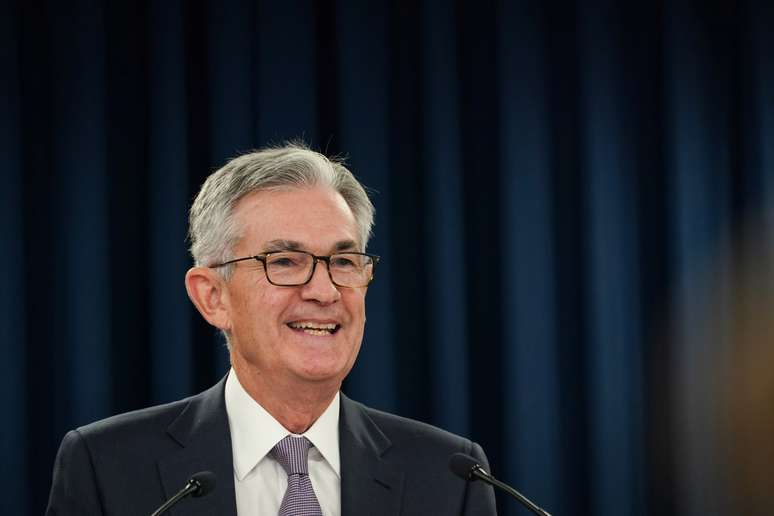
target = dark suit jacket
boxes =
[46,377,496,515]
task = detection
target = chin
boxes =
[298,362,342,378]
[294,361,350,385]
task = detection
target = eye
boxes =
[267,253,305,268]
[331,255,358,268]
[272,258,294,267]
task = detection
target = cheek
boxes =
[230,285,284,333]
[344,292,367,328]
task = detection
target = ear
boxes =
[185,266,232,332]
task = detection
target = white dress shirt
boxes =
[225,369,341,516]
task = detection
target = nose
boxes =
[300,258,341,304]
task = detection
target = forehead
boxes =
[232,187,360,251]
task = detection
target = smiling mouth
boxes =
[287,321,341,336]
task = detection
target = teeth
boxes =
[301,328,331,336]
[288,321,338,335]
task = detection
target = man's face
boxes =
[223,186,367,388]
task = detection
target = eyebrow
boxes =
[262,239,360,253]
[263,240,303,252]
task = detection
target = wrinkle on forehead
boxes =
[231,187,362,255]
[262,239,359,254]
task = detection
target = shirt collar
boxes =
[224,368,340,481]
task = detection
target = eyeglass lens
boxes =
[264,252,374,286]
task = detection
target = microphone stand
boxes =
[470,465,551,516]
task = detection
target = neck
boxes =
[231,359,340,434]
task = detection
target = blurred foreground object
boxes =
[719,222,774,516]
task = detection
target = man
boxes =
[46,145,496,515]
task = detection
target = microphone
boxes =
[150,471,216,516]
[449,453,551,516]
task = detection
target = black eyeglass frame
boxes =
[210,251,380,288]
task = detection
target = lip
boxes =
[285,318,341,325]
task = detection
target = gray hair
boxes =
[188,144,375,277]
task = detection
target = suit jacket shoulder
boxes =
[46,379,238,516]
[339,394,497,516]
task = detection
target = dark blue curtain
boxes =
[3,1,773,515]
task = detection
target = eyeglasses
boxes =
[210,251,380,288]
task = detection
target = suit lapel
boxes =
[339,394,404,516]
[152,382,403,516]
[157,377,238,516]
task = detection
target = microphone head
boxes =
[189,471,216,498]
[449,453,482,481]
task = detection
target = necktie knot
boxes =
[271,435,312,475]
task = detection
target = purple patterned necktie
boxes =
[271,436,324,516]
